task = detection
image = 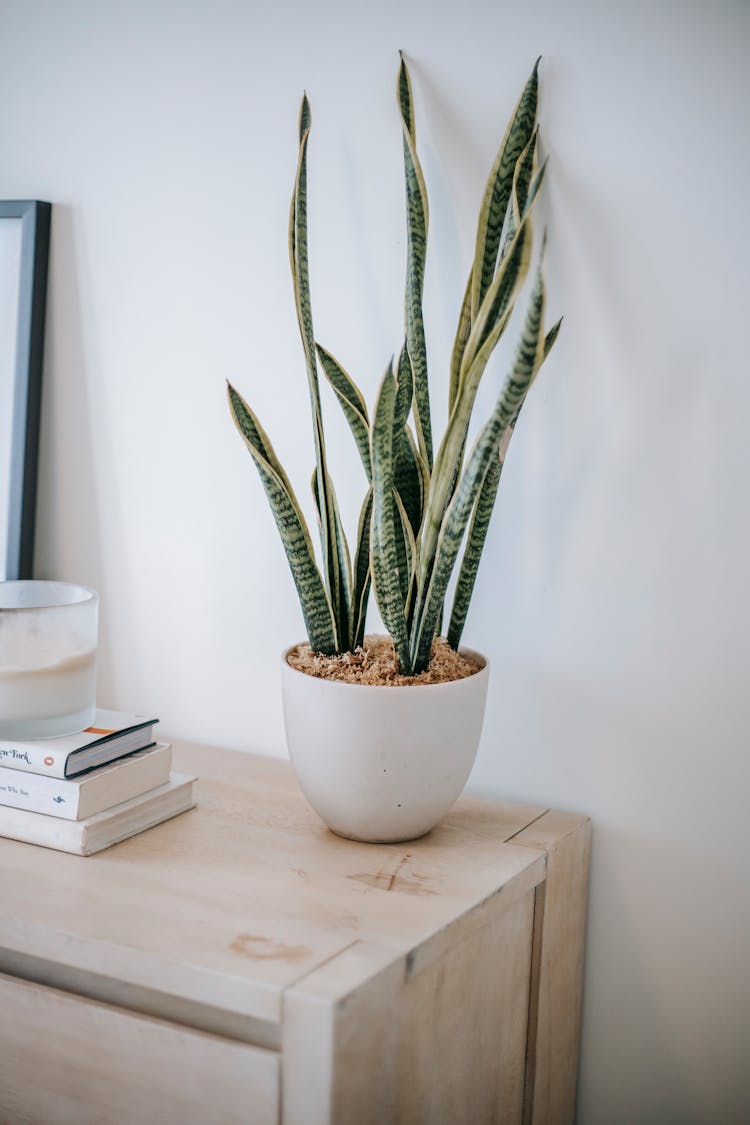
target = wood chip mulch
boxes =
[286,634,482,686]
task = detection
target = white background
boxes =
[2,1,749,1120]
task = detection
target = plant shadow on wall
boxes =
[225,55,563,843]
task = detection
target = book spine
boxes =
[0,767,80,818]
[0,803,83,852]
[0,744,67,777]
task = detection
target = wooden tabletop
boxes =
[0,741,556,1027]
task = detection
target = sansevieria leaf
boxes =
[446,457,502,651]
[227,383,338,654]
[317,344,372,479]
[447,308,563,650]
[471,58,539,319]
[290,95,350,643]
[411,245,548,670]
[398,54,433,470]
[417,215,533,596]
[501,129,540,257]
[392,343,424,537]
[370,362,411,670]
[544,317,563,359]
[449,272,473,415]
[352,487,373,648]
[314,467,354,644]
[468,217,533,377]
[393,487,417,613]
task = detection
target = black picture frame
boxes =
[0,200,51,580]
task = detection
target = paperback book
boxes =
[0,709,158,778]
[0,772,196,855]
[0,743,171,820]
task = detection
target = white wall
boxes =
[2,1,749,1119]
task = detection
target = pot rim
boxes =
[0,580,98,612]
[281,641,489,691]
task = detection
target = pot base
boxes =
[328,826,433,845]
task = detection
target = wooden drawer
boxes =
[0,972,279,1125]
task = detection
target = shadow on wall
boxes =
[33,204,117,700]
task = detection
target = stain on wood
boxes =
[230,934,310,961]
[347,854,437,896]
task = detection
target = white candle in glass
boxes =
[0,581,98,739]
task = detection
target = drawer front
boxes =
[0,972,278,1125]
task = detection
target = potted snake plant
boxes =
[228,55,561,842]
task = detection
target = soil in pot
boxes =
[286,634,481,686]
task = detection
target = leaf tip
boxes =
[397,53,412,117]
[298,92,311,142]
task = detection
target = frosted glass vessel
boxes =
[0,581,98,739]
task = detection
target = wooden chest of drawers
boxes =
[0,742,589,1124]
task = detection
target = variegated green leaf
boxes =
[394,427,425,538]
[393,341,413,434]
[457,213,535,430]
[521,158,547,221]
[311,465,353,646]
[445,308,562,653]
[544,316,563,359]
[446,457,502,651]
[227,382,338,654]
[329,476,353,644]
[501,129,539,257]
[470,58,539,319]
[289,95,349,640]
[449,272,473,415]
[390,345,425,613]
[370,362,411,670]
[392,503,411,609]
[398,54,433,470]
[352,487,373,648]
[418,216,533,597]
[448,313,561,651]
[411,249,547,670]
[408,428,431,519]
[393,487,417,614]
[469,208,534,366]
[442,310,562,655]
[391,344,424,537]
[448,219,544,478]
[316,344,372,479]
[310,467,322,530]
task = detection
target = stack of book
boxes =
[0,710,196,855]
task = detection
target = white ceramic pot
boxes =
[281,645,489,843]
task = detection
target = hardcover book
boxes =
[0,709,158,778]
[0,743,171,820]
[0,772,196,855]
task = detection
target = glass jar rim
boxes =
[0,580,98,611]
